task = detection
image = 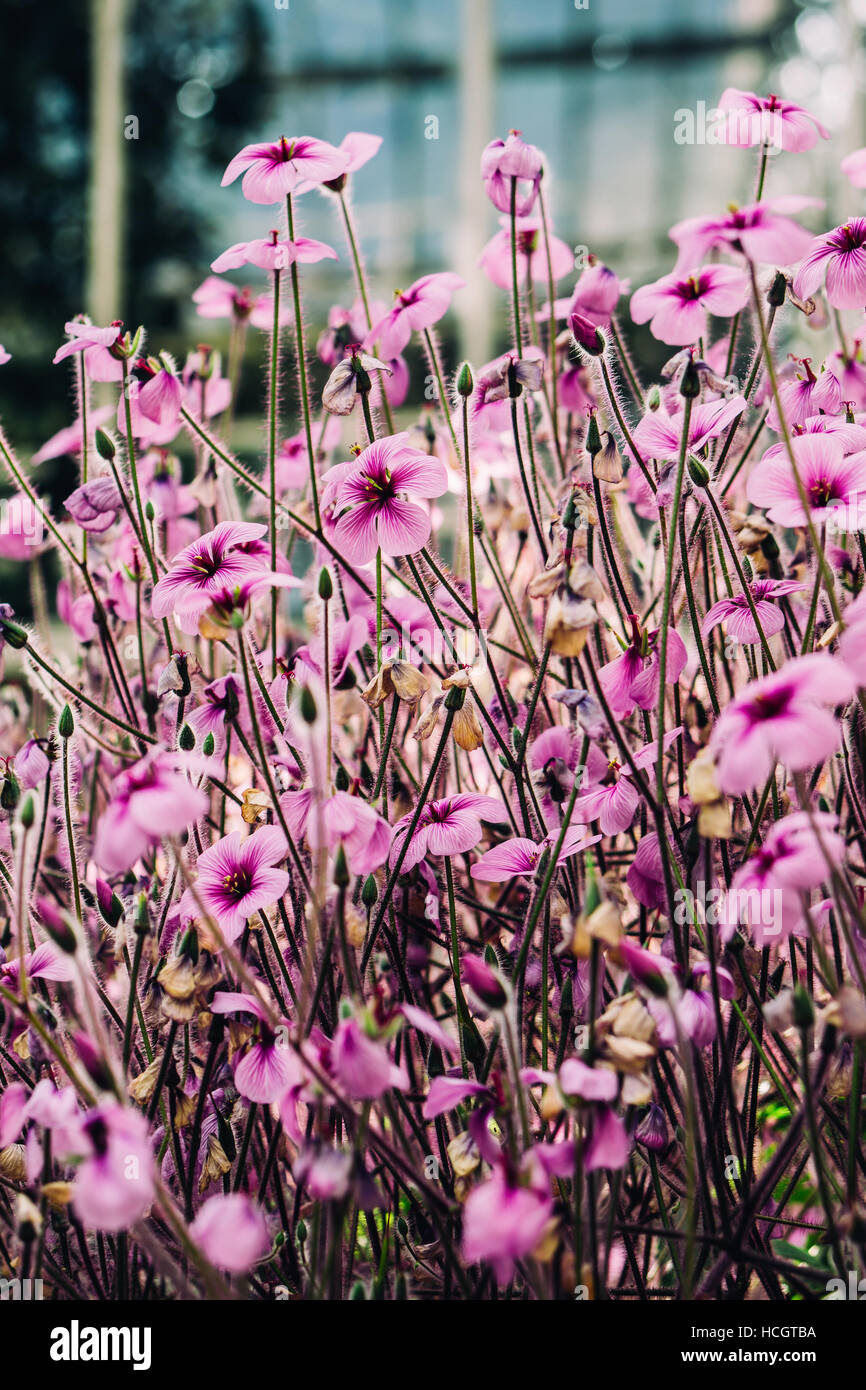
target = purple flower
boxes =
[630,265,750,346]
[322,432,448,566]
[710,654,855,795]
[220,135,350,204]
[189,1194,269,1273]
[480,131,543,216]
[151,521,271,627]
[701,578,804,645]
[182,826,290,944]
[390,793,506,870]
[794,219,866,311]
[93,752,209,874]
[364,273,465,359]
[670,197,820,271]
[716,89,829,153]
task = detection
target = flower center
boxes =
[750,685,792,721]
[223,868,253,900]
[808,476,836,507]
[361,469,396,505]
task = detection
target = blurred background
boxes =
[0,0,864,596]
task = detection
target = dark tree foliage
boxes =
[0,0,268,441]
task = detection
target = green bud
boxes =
[396,1215,409,1237]
[645,385,661,413]
[335,764,350,792]
[456,361,474,397]
[0,616,28,650]
[349,1281,366,1300]
[333,844,349,888]
[793,984,814,1030]
[361,874,378,909]
[94,427,116,461]
[300,685,317,724]
[1,767,20,813]
[767,271,787,308]
[58,704,74,740]
[134,892,149,935]
[687,456,710,488]
[19,793,34,828]
[178,723,195,752]
[318,567,333,603]
[202,732,215,757]
[679,357,702,398]
[559,974,574,1021]
[230,609,245,630]
[296,1219,308,1245]
[585,412,602,458]
[145,499,156,523]
[760,533,780,562]
[443,684,466,712]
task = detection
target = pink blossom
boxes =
[31,405,114,465]
[632,393,748,461]
[584,1106,631,1171]
[364,273,465,359]
[716,89,829,153]
[93,752,209,874]
[710,655,855,795]
[151,521,271,627]
[294,130,382,194]
[572,730,682,834]
[747,433,866,528]
[630,265,750,346]
[13,738,50,789]
[181,826,290,944]
[73,1104,155,1232]
[670,197,820,271]
[480,131,543,216]
[189,1194,269,1273]
[211,232,337,274]
[330,1016,408,1100]
[192,276,284,330]
[470,824,598,882]
[841,148,866,190]
[559,1057,618,1102]
[461,1167,553,1281]
[794,219,866,311]
[766,359,842,430]
[209,992,296,1102]
[626,832,668,912]
[726,811,845,945]
[390,793,506,870]
[0,495,45,559]
[701,578,804,644]
[52,320,124,382]
[280,787,392,875]
[322,432,448,565]
[599,617,688,719]
[479,215,572,291]
[221,135,349,204]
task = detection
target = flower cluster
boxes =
[0,98,865,1305]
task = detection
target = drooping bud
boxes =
[678,355,701,398]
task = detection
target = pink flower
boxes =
[710,654,855,795]
[422,1074,491,1119]
[280,788,392,875]
[322,432,448,565]
[765,359,841,431]
[390,793,506,870]
[627,832,668,912]
[584,1106,630,1172]
[794,219,866,311]
[0,495,45,559]
[192,276,283,330]
[527,725,609,828]
[211,232,337,274]
[13,738,50,789]
[294,130,382,194]
[716,89,829,153]
[840,588,866,685]
[670,197,820,271]
[480,131,543,216]
[632,394,748,461]
[571,730,682,835]
[73,1104,155,1232]
[330,1016,408,1100]
[182,827,290,944]
[747,433,866,528]
[702,578,804,644]
[64,474,122,533]
[479,216,572,290]
[599,616,688,719]
[52,320,124,382]
[470,824,598,882]
[93,752,209,874]
[550,258,626,327]
[630,265,750,346]
[461,1167,553,1281]
[559,1057,618,1102]
[0,346,10,366]
[151,521,271,627]
[137,364,183,432]
[189,1194,269,1273]
[209,993,296,1103]
[220,135,349,204]
[726,811,845,946]
[364,273,465,359]
[842,148,866,190]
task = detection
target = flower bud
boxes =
[19,792,34,828]
[361,874,379,909]
[178,723,195,751]
[95,427,116,461]
[462,953,507,1010]
[678,356,701,398]
[456,361,474,397]
[687,456,710,488]
[0,615,28,649]
[58,704,74,740]
[793,984,815,1030]
[202,732,215,757]
[300,685,317,724]
[634,1102,669,1155]
[318,567,333,603]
